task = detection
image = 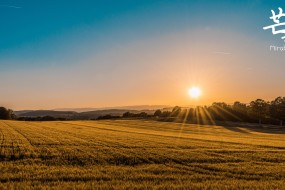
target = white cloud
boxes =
[0,5,22,9]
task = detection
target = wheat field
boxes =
[0,120,284,189]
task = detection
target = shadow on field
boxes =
[220,125,249,134]
[166,119,285,135]
[216,121,285,135]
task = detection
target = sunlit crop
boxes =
[0,120,284,189]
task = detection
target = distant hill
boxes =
[13,110,35,115]
[78,109,155,120]
[15,109,156,120]
[53,105,168,112]
[15,110,78,119]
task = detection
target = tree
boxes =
[138,112,148,118]
[161,111,171,117]
[0,107,15,120]
[232,101,248,121]
[249,99,269,125]
[208,102,232,121]
[232,101,247,113]
[269,97,285,126]
[171,106,181,117]
[123,112,132,118]
[154,110,162,117]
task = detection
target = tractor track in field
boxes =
[26,122,109,147]
[0,127,5,158]
[0,121,21,159]
[54,121,148,148]
[11,122,115,161]
[3,121,36,151]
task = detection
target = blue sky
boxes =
[1,0,285,109]
[0,0,280,66]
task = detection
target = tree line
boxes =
[120,97,285,126]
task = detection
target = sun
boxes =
[188,87,201,98]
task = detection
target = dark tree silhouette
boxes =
[270,97,285,126]
[123,112,133,118]
[249,99,269,125]
[232,101,247,113]
[161,111,171,117]
[0,107,15,120]
[154,98,285,127]
[154,110,162,117]
[138,112,148,118]
[171,106,181,117]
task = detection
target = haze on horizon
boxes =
[1,0,285,110]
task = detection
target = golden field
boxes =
[0,120,284,189]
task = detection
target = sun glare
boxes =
[188,87,201,98]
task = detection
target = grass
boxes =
[0,119,284,189]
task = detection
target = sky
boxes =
[1,0,285,110]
